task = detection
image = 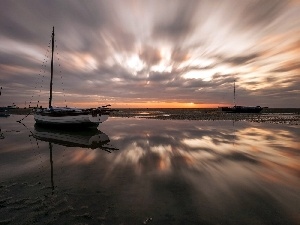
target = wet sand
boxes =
[111,108,300,125]
[0,180,119,225]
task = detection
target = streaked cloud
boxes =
[0,0,299,108]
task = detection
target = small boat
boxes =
[6,103,19,109]
[0,108,10,117]
[33,27,113,127]
[220,80,264,113]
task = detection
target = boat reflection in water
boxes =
[31,125,118,193]
[0,127,4,139]
[32,124,117,152]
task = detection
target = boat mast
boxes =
[234,79,236,106]
[49,142,55,194]
[49,27,54,108]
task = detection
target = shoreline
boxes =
[5,108,300,125]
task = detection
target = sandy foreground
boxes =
[6,108,300,125]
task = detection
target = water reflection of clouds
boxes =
[99,119,300,224]
[68,149,98,164]
[236,127,299,173]
[105,120,236,171]
[1,117,299,224]
[107,121,299,165]
[101,118,300,183]
[2,117,299,183]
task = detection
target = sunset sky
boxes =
[0,0,299,108]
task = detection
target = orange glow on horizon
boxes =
[64,101,225,108]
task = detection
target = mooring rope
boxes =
[16,110,32,122]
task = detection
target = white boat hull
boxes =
[34,113,109,126]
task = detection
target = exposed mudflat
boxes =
[7,108,300,125]
[110,108,300,125]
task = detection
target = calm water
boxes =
[0,115,299,225]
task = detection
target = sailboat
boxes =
[34,27,113,127]
[220,80,263,113]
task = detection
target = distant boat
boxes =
[221,105,263,113]
[0,109,10,117]
[34,27,113,127]
[6,103,19,109]
[220,80,264,113]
